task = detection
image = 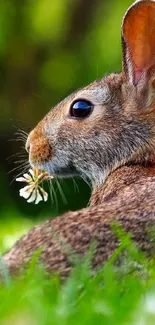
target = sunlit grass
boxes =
[1,226,155,325]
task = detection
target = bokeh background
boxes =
[0,0,132,250]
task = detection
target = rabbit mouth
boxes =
[29,159,79,178]
[48,160,79,178]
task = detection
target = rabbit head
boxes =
[26,0,155,187]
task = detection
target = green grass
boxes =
[1,226,155,325]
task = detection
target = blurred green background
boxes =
[0,0,132,250]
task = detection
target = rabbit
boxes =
[3,0,155,278]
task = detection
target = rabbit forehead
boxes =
[67,73,123,106]
[74,83,110,104]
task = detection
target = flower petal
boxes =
[23,173,32,181]
[38,173,47,181]
[39,187,48,202]
[29,169,35,179]
[35,190,43,204]
[43,191,48,202]
[19,185,33,199]
[16,177,27,182]
[27,190,37,203]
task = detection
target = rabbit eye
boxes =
[69,99,93,119]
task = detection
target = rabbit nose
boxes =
[25,127,52,165]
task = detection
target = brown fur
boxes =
[3,1,155,278]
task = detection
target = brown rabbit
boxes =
[3,0,155,278]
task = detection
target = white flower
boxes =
[16,168,53,204]
[19,185,34,199]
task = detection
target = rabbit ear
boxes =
[122,0,155,86]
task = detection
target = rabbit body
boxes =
[3,164,155,278]
[3,0,155,277]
